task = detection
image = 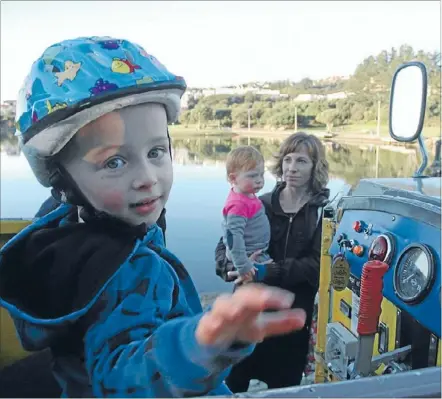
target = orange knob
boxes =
[353,245,365,256]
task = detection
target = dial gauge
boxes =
[394,244,435,304]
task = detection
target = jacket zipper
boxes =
[283,215,294,261]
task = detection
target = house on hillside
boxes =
[293,91,354,102]
[1,101,16,120]
[326,91,352,100]
[180,85,284,109]
[294,94,325,102]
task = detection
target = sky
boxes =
[1,1,440,101]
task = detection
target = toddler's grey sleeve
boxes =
[225,214,254,275]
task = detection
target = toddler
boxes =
[222,146,272,283]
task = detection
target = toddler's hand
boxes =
[228,267,257,285]
[241,269,256,285]
[195,285,305,346]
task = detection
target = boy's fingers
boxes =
[256,309,307,337]
[210,286,296,322]
[197,295,259,345]
[235,309,307,343]
[211,295,250,323]
[196,288,301,346]
[196,313,230,345]
[232,285,295,312]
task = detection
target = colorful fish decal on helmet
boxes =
[89,78,119,96]
[111,58,141,74]
[46,100,68,114]
[54,60,82,86]
[136,76,154,85]
[99,40,121,50]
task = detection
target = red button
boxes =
[353,220,363,232]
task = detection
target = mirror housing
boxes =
[389,61,427,142]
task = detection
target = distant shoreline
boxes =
[169,125,440,148]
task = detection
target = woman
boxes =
[215,132,330,391]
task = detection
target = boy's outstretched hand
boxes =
[195,285,306,347]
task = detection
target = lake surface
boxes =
[0,135,426,295]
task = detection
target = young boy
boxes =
[0,36,306,398]
[222,146,272,284]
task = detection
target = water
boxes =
[0,135,424,295]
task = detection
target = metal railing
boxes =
[229,367,441,398]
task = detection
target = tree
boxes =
[376,50,389,69]
[231,104,250,128]
[316,109,342,132]
[228,96,244,106]
[194,104,213,121]
[190,104,213,129]
[186,95,198,110]
[363,109,376,122]
[304,102,323,117]
[244,92,256,104]
[214,109,232,128]
[298,78,313,90]
[399,44,414,61]
[214,109,231,120]
[350,103,365,122]
[179,110,192,127]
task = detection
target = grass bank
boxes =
[169,123,440,144]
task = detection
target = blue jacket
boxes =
[0,204,254,397]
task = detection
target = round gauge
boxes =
[393,244,435,304]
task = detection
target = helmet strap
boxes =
[167,127,172,157]
[48,162,96,214]
[48,165,122,222]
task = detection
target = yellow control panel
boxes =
[331,287,399,375]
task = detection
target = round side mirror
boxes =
[389,62,427,142]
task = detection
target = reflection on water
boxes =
[0,134,430,294]
[171,135,427,186]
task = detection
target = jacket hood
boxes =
[0,204,160,351]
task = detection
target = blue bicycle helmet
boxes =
[15,36,186,187]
